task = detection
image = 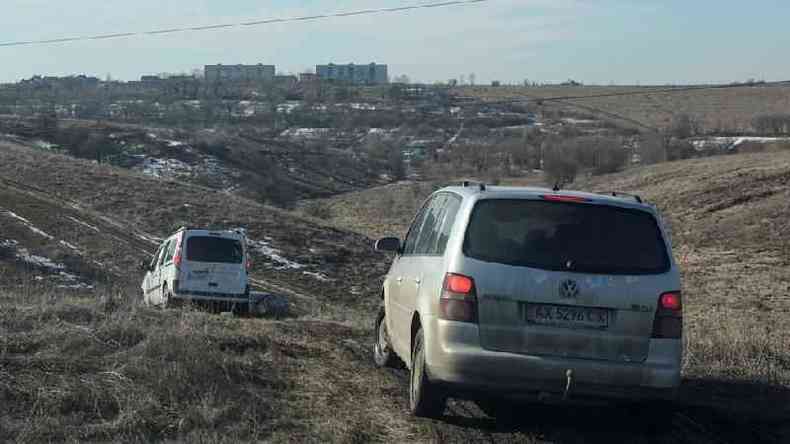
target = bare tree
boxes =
[640,133,667,165]
[669,113,702,139]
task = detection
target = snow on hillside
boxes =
[1,209,54,240]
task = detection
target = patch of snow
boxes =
[167,140,186,147]
[248,239,305,270]
[66,216,101,233]
[147,133,158,140]
[348,102,377,111]
[138,157,193,178]
[302,271,333,282]
[0,239,19,248]
[59,240,81,252]
[279,127,331,139]
[562,118,598,125]
[33,140,57,150]
[16,249,66,271]
[0,209,54,239]
[692,136,790,150]
[57,283,95,290]
[276,101,302,114]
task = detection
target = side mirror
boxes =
[139,260,150,272]
[375,237,401,253]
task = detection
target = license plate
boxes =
[526,304,609,329]
[190,271,209,280]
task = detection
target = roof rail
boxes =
[596,191,644,204]
[177,226,248,235]
[461,181,486,192]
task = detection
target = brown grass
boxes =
[460,85,790,132]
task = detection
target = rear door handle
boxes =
[396,277,403,283]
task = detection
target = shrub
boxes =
[543,138,579,186]
[669,113,702,139]
[752,113,790,135]
[303,201,333,219]
[666,139,696,161]
[640,134,667,165]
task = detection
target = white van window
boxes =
[158,240,172,266]
[186,236,243,264]
[163,237,177,264]
[150,245,165,269]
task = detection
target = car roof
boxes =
[438,184,654,211]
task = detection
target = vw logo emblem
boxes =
[559,279,579,299]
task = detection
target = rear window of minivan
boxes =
[463,199,670,275]
[186,236,243,264]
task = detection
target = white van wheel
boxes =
[161,284,171,308]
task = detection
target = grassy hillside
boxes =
[0,139,387,317]
[460,85,790,132]
[303,151,790,393]
[2,140,789,442]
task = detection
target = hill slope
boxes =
[2,141,789,442]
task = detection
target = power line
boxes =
[0,0,488,48]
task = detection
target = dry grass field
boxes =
[307,150,790,420]
[3,137,790,442]
[460,85,790,132]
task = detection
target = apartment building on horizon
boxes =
[204,64,276,83]
[315,63,388,85]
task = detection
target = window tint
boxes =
[403,198,432,255]
[163,237,177,263]
[464,199,670,275]
[186,236,243,264]
[150,245,165,269]
[436,194,462,255]
[414,194,447,255]
[157,241,171,267]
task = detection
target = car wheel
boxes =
[161,284,171,308]
[409,327,446,418]
[374,307,399,368]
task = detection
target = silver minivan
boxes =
[373,184,682,418]
[141,227,250,309]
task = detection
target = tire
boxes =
[161,284,171,309]
[374,308,399,368]
[409,327,446,418]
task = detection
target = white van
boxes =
[141,227,250,309]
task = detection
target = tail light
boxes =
[173,236,183,268]
[541,194,590,203]
[439,273,477,323]
[246,257,252,272]
[652,291,682,339]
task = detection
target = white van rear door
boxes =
[179,232,247,296]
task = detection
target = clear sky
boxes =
[1,0,788,84]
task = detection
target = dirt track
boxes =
[2,139,789,442]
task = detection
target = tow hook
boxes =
[563,369,574,401]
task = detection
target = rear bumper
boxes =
[173,290,249,304]
[423,316,681,402]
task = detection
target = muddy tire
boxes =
[374,308,399,368]
[161,284,171,309]
[409,327,446,418]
